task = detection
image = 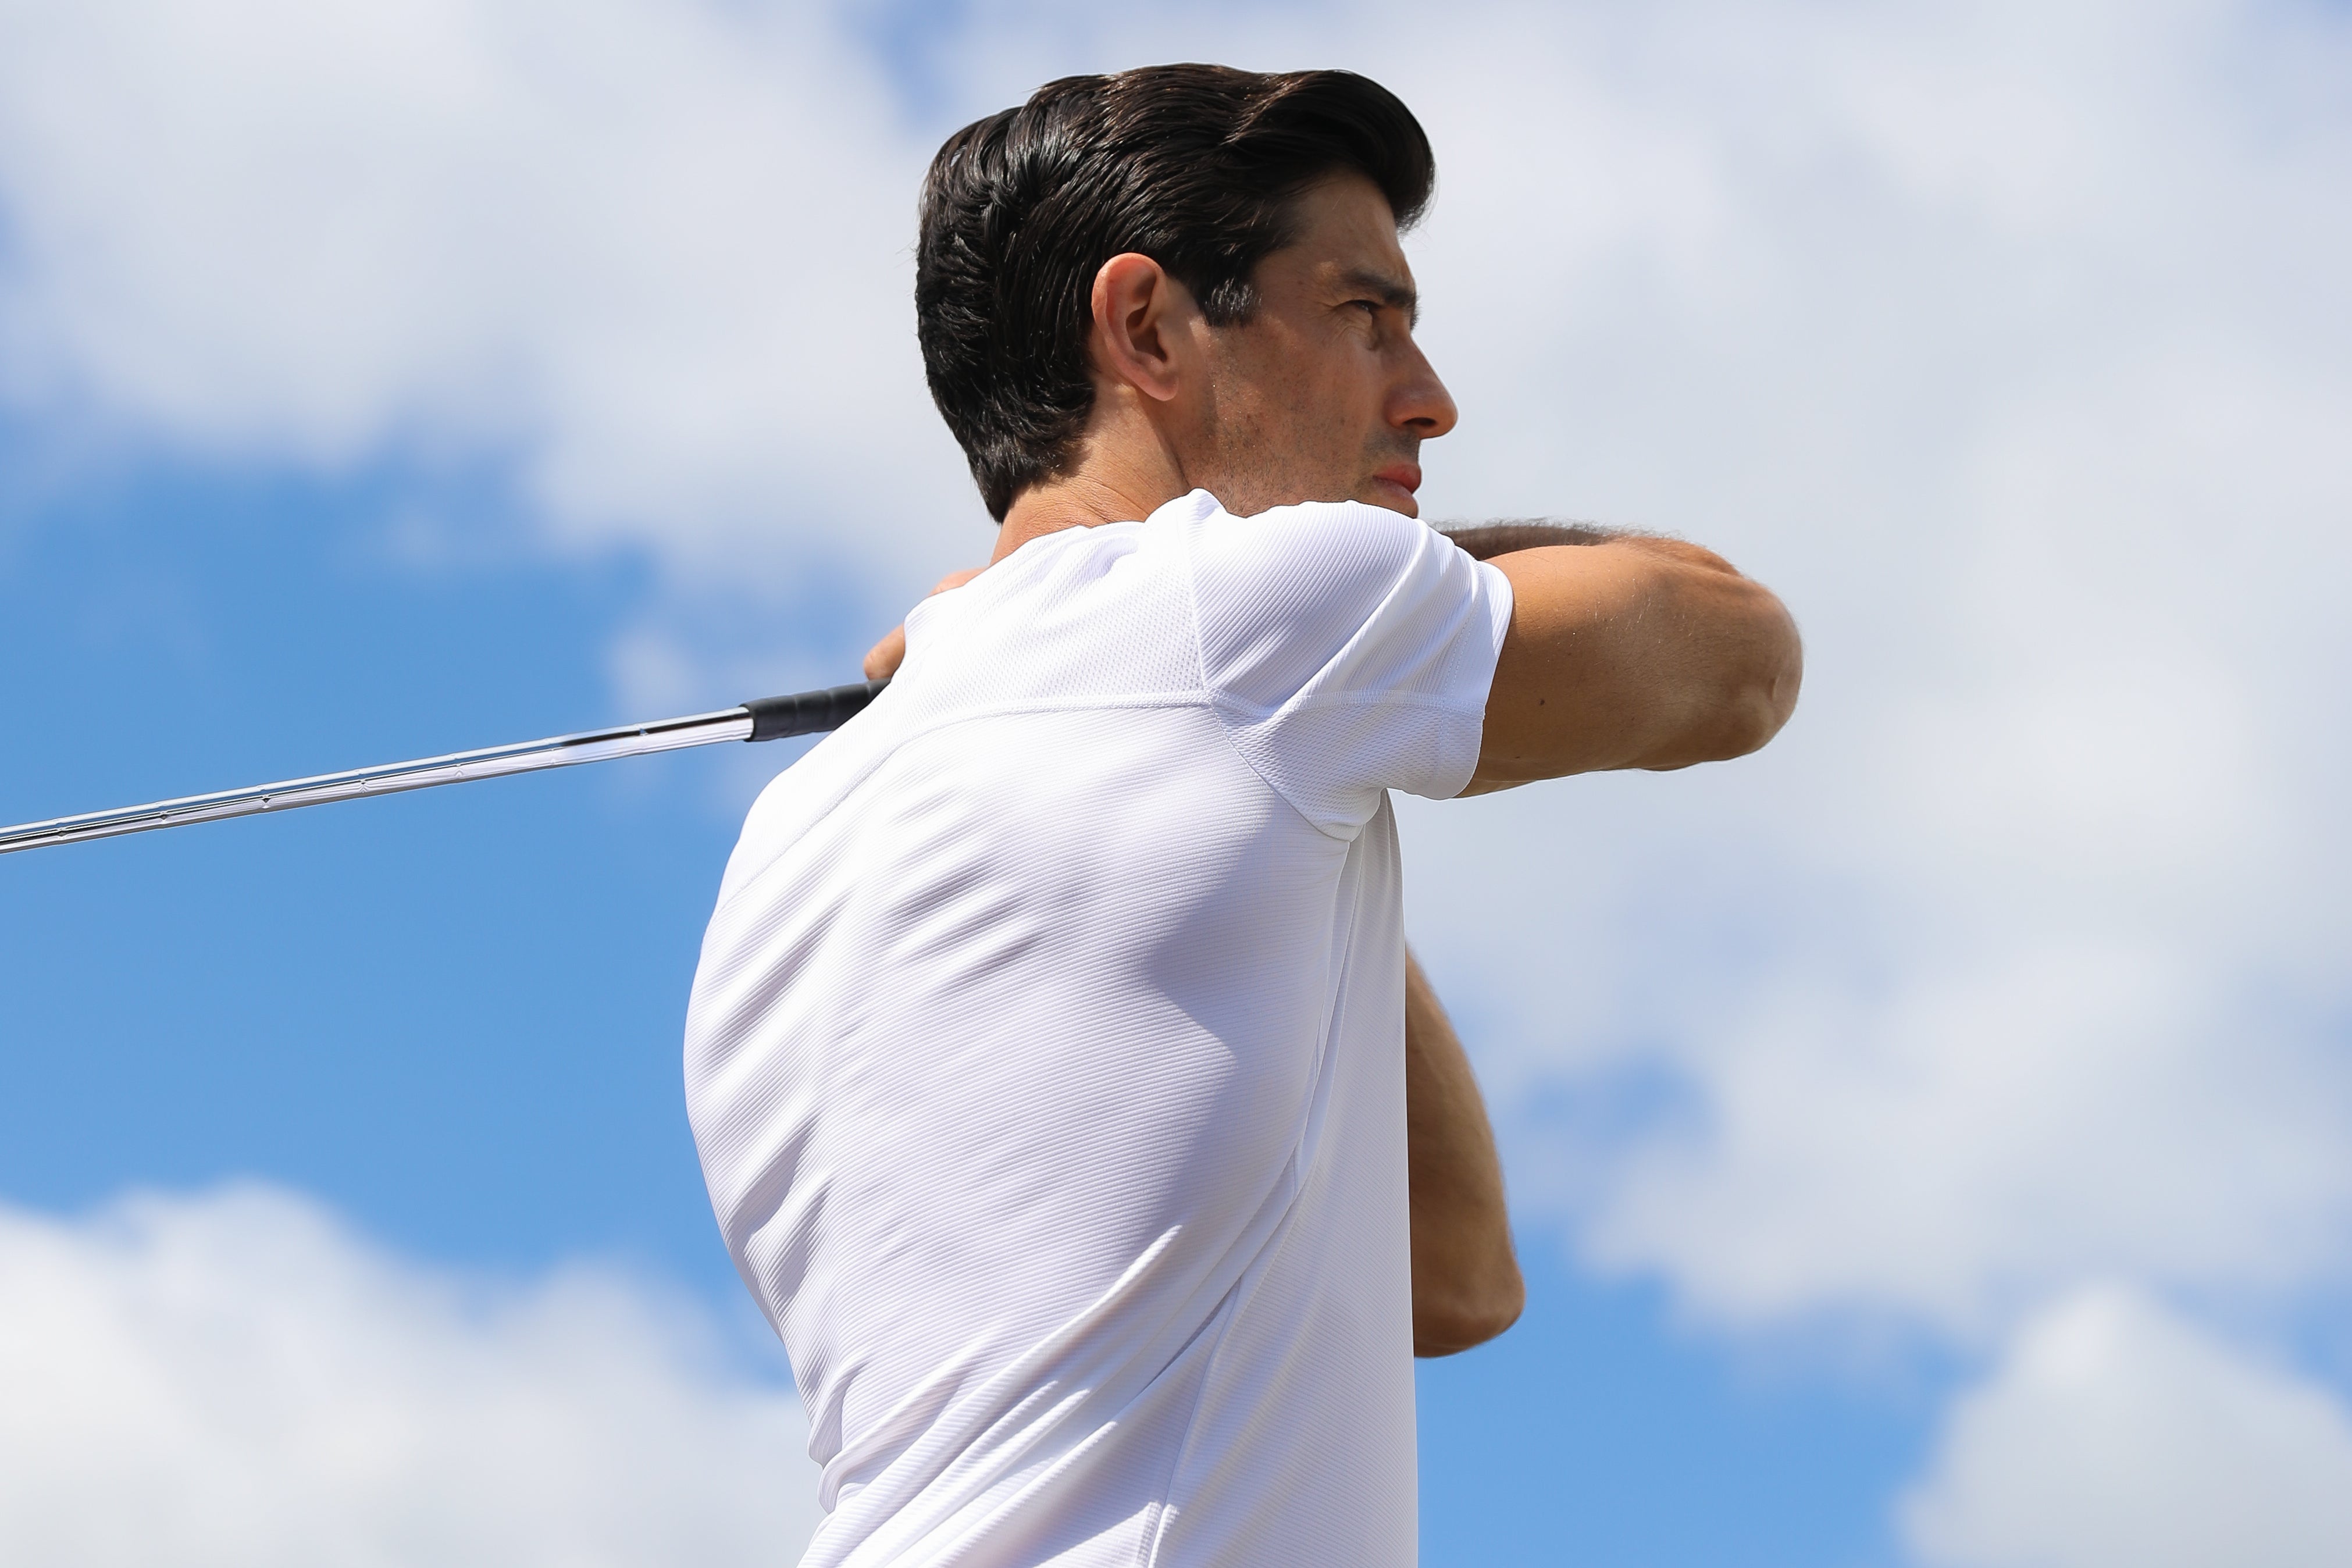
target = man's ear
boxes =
[1088,252,1190,404]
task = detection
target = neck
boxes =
[989,420,1193,564]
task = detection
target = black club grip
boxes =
[742,679,891,743]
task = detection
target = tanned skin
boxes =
[1403,949,1519,1354]
[865,172,1802,1357]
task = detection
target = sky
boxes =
[2,1,2350,1563]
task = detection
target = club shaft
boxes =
[0,679,887,857]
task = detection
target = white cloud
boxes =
[1565,940,2352,1335]
[0,0,982,598]
[0,1184,822,1566]
[1902,1287,2352,1568]
[1296,0,2352,1334]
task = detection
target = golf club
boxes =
[0,678,889,857]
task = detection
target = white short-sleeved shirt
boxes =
[684,491,1512,1567]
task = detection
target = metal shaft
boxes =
[0,679,888,857]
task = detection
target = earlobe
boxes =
[1089,252,1185,403]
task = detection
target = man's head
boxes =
[917,65,1455,525]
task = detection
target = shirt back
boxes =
[684,493,1511,1567]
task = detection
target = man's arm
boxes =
[1442,520,1803,789]
[1406,949,1524,1356]
[1402,517,1792,1351]
[1442,519,1618,558]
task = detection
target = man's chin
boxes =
[1361,477,1420,517]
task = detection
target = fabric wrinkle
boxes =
[683,494,1509,1566]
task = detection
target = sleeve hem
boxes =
[1428,557,1516,801]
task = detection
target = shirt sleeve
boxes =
[1183,496,1514,840]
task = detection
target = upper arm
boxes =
[1468,539,1803,790]
[1191,500,1510,833]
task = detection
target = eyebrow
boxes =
[1338,266,1420,326]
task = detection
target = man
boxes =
[684,66,1799,1566]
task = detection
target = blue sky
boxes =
[3,2,2351,1563]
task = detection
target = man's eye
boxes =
[1350,300,1382,316]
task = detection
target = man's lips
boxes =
[1373,462,1422,496]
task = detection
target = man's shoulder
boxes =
[1178,493,1456,618]
[1173,491,1436,556]
[975,491,1439,605]
[1181,495,1470,667]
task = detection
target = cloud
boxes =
[1563,940,2352,1337]
[0,1184,821,1566]
[0,0,981,596]
[1291,0,2352,1336]
[1901,1287,2352,1567]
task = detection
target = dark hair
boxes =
[915,65,1436,521]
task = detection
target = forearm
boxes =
[1452,519,1802,785]
[1442,518,1617,560]
[1405,950,1524,1356]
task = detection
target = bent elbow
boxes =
[1676,604,1804,767]
[1414,1270,1527,1357]
[1746,615,1806,751]
[1728,637,1804,758]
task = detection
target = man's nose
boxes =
[1392,343,1458,441]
